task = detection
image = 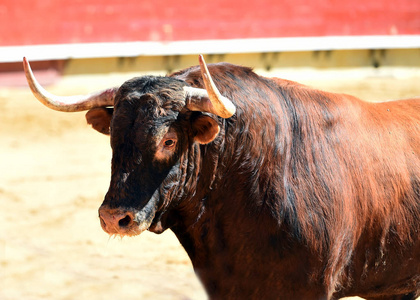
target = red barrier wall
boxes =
[1,0,419,46]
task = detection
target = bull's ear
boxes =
[85,107,113,135]
[191,114,220,144]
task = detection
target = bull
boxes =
[23,55,419,299]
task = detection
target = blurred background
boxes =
[0,1,419,299]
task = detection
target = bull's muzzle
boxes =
[98,191,160,237]
[98,206,143,237]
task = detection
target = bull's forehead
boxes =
[115,75,187,107]
[110,76,189,149]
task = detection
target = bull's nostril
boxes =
[119,215,132,227]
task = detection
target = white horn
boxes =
[184,55,236,119]
[23,57,118,112]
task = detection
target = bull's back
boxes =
[373,98,420,153]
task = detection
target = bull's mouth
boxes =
[147,211,167,234]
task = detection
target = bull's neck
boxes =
[171,125,280,260]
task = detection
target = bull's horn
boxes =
[23,57,118,112]
[184,55,236,119]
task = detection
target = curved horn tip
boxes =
[22,56,117,112]
[23,56,31,68]
[23,57,30,72]
[195,54,236,119]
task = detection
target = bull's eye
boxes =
[164,139,176,148]
[154,128,178,162]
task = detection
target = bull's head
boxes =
[24,55,236,237]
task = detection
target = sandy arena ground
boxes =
[1,69,419,300]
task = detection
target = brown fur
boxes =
[172,63,419,299]
[93,63,419,299]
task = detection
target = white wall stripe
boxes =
[1,35,419,63]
